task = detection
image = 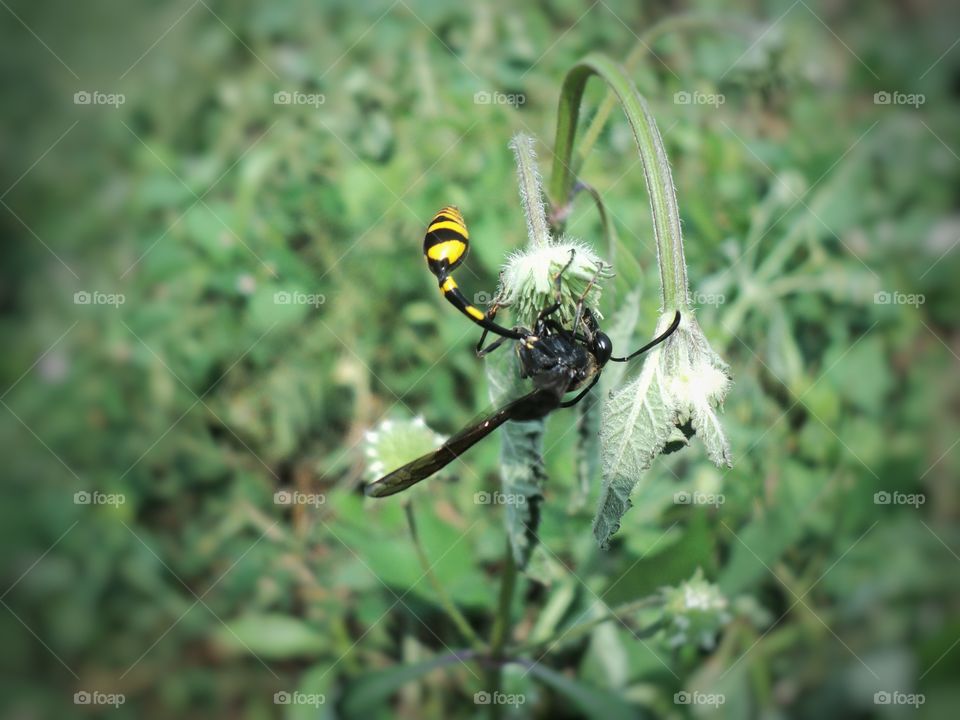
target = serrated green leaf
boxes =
[600,290,643,393]
[595,340,675,549]
[596,313,731,547]
[573,289,642,511]
[572,391,600,511]
[486,347,545,569]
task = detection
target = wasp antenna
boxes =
[610,310,681,362]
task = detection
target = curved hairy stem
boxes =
[549,53,689,313]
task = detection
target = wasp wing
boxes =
[364,387,561,498]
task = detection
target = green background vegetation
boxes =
[1,0,958,717]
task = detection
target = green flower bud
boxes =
[364,417,446,482]
[660,568,731,649]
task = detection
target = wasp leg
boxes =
[477,334,513,358]
[541,319,566,335]
[476,302,517,357]
[571,263,609,337]
[537,248,577,323]
[559,372,602,408]
[475,302,496,354]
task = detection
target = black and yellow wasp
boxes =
[365,206,680,498]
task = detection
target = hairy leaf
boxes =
[486,346,545,568]
[595,335,676,548]
[574,290,642,511]
[596,313,732,547]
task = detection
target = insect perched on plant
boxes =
[364,206,681,498]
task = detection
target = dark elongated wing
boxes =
[365,387,561,498]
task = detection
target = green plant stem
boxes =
[510,595,663,656]
[404,502,485,652]
[490,541,517,655]
[549,53,689,313]
[484,539,518,719]
[510,133,551,248]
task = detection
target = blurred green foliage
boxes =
[1,0,959,718]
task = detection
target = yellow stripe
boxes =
[466,306,485,320]
[441,276,457,293]
[426,239,466,262]
[437,211,463,224]
[427,220,468,237]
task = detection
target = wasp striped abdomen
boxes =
[423,206,468,276]
[423,206,523,339]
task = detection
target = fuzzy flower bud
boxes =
[364,417,446,483]
[660,568,731,649]
[496,240,612,329]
